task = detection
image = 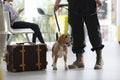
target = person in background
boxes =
[53,0,104,69]
[3,0,45,44]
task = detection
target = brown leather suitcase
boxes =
[5,43,48,72]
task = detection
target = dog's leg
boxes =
[64,54,68,70]
[53,55,58,70]
[52,55,54,67]
[52,52,55,67]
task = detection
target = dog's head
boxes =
[58,33,72,46]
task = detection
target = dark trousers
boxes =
[12,21,45,43]
[69,13,104,53]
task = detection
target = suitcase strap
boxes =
[36,45,41,70]
[20,44,41,71]
[20,44,26,71]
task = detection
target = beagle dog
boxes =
[52,33,71,70]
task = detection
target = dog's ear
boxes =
[58,34,64,43]
[58,34,69,40]
[64,34,69,38]
[63,34,70,39]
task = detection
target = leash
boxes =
[54,4,68,40]
[54,4,68,33]
[54,10,61,34]
[54,10,61,40]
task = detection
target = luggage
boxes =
[5,42,48,72]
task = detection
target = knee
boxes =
[34,24,39,29]
[32,23,40,30]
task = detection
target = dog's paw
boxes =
[53,67,57,70]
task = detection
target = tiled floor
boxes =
[1,41,120,80]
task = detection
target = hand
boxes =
[96,0,102,7]
[53,5,59,11]
[18,8,24,14]
[53,0,61,11]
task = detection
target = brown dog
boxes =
[52,33,71,70]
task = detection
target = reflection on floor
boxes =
[1,41,120,80]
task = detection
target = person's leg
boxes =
[84,14,104,69]
[32,33,36,43]
[68,12,85,69]
[84,14,104,51]
[31,24,45,43]
[12,21,45,43]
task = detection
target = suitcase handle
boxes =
[16,42,35,45]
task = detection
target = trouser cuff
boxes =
[91,45,104,51]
